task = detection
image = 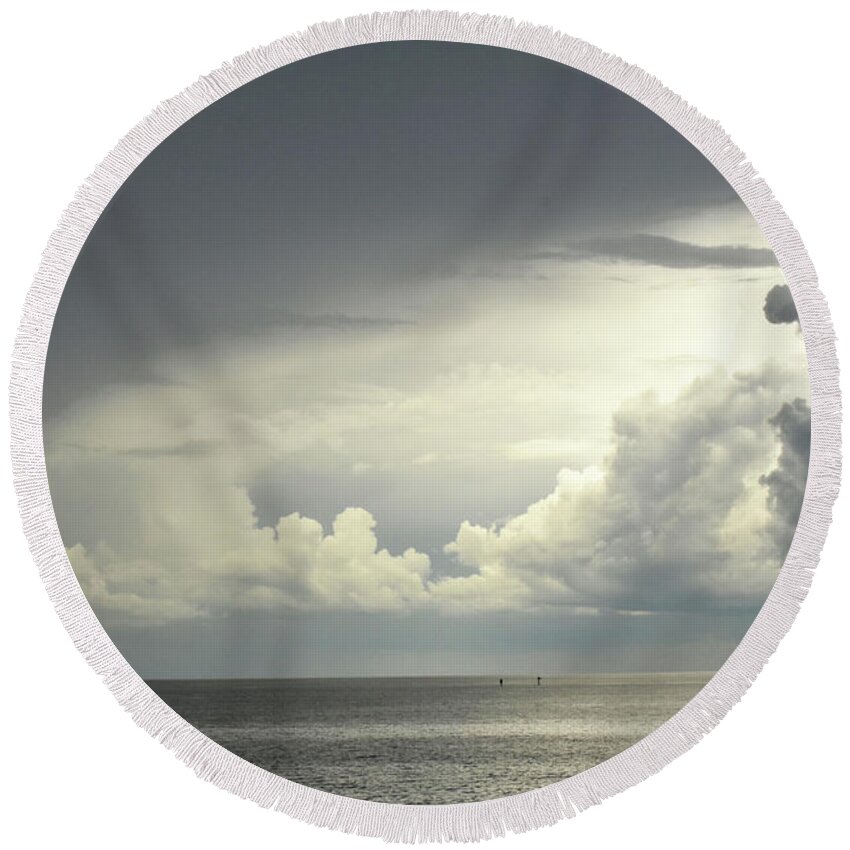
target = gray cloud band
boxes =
[532,234,780,269]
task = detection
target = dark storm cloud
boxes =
[45,40,742,417]
[531,234,779,268]
[759,398,811,555]
[763,283,799,324]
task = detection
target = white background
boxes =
[1,1,846,847]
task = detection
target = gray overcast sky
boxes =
[44,41,809,678]
[44,40,741,416]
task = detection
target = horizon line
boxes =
[144,670,717,683]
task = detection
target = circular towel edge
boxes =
[8,9,843,844]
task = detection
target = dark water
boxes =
[147,673,710,804]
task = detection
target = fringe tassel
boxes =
[8,10,841,843]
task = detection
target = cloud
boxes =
[271,312,414,330]
[763,284,799,325]
[759,398,811,555]
[47,40,746,420]
[532,234,779,269]
[434,365,805,614]
[69,504,431,626]
[56,363,807,626]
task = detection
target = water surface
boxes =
[148,673,710,804]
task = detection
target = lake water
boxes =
[147,673,710,804]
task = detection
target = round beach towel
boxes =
[10,11,840,842]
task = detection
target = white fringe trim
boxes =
[8,9,842,843]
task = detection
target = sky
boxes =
[43,41,810,678]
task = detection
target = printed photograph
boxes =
[43,41,809,804]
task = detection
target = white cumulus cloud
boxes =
[54,360,807,626]
[432,364,804,614]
